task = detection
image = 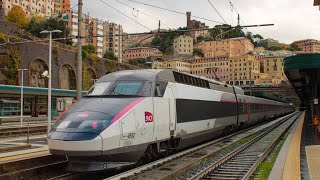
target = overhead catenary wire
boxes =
[113,0,171,29]
[98,0,153,31]
[124,0,224,25]
[207,0,227,24]
[226,0,247,30]
[0,24,274,47]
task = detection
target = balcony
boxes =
[97,30,103,36]
[97,24,103,30]
[72,25,78,29]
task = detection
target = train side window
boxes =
[181,74,186,84]
[155,84,161,97]
[190,77,193,86]
[187,76,191,85]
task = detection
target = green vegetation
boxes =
[128,58,151,68]
[82,45,96,59]
[210,24,245,40]
[0,46,20,85]
[196,35,204,43]
[103,51,118,61]
[25,17,72,45]
[253,130,290,179]
[0,33,8,43]
[209,24,262,47]
[266,46,283,51]
[5,6,29,28]
[193,48,204,57]
[151,27,190,54]
[287,43,302,51]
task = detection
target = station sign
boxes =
[57,97,74,112]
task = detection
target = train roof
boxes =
[98,69,244,95]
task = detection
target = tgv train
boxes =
[48,69,294,171]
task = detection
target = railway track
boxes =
[183,112,301,180]
[0,125,47,138]
[0,113,299,180]
[108,112,300,180]
[0,154,68,180]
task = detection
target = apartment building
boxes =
[1,0,54,17]
[257,38,280,49]
[53,0,70,15]
[153,60,191,73]
[66,10,88,45]
[263,56,287,82]
[189,57,230,82]
[123,47,162,61]
[196,37,254,58]
[229,54,260,86]
[292,39,320,53]
[65,11,124,60]
[173,35,193,55]
[108,23,124,62]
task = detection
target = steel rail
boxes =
[107,112,297,180]
[189,112,301,180]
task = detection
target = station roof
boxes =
[284,54,320,105]
[284,53,320,71]
[0,85,87,97]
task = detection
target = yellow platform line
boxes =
[0,150,49,163]
[282,111,305,180]
[306,146,320,179]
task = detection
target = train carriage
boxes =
[48,69,294,171]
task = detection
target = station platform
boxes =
[269,111,320,180]
[0,135,49,163]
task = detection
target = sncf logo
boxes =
[145,112,153,123]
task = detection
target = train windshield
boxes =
[52,111,114,133]
[87,82,111,96]
[110,81,142,95]
[86,81,144,96]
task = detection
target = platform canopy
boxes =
[284,54,320,106]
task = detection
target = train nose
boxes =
[48,134,103,156]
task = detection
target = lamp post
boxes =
[40,30,62,133]
[18,69,28,127]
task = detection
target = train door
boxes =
[166,87,176,135]
[153,98,170,140]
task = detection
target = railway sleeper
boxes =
[215,169,247,173]
[213,170,245,175]
[207,173,244,178]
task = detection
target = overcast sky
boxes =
[71,0,320,44]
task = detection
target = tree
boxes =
[253,34,263,40]
[193,48,204,57]
[151,27,191,54]
[26,17,72,45]
[287,43,302,51]
[128,58,150,68]
[196,36,204,43]
[210,24,245,40]
[103,51,118,61]
[266,46,282,51]
[82,45,96,59]
[5,6,29,27]
[246,32,255,46]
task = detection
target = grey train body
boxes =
[48,69,294,171]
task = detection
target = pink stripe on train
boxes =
[111,97,147,124]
